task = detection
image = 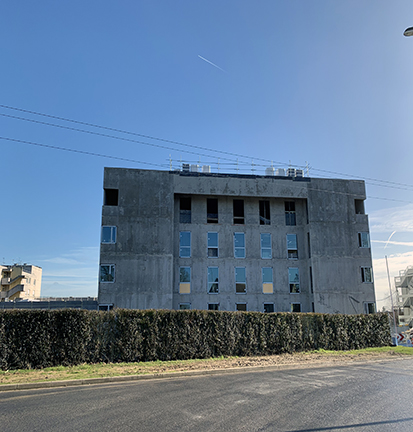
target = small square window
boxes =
[361,267,373,283]
[101,226,117,244]
[208,232,219,257]
[263,303,275,313]
[100,264,115,282]
[358,232,370,248]
[291,303,301,313]
[208,303,219,311]
[207,198,218,223]
[236,303,247,312]
[104,188,119,206]
[364,302,375,314]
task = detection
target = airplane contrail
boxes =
[384,231,397,249]
[198,55,227,73]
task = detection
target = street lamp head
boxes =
[404,27,413,37]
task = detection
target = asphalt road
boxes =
[1,359,413,432]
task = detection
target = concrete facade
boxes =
[1,264,42,301]
[98,168,376,314]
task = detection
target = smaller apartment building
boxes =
[0,264,42,301]
[396,266,413,327]
[98,168,376,314]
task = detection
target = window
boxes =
[233,199,244,224]
[263,303,275,313]
[234,233,246,258]
[364,302,375,314]
[361,267,373,283]
[179,303,191,310]
[179,231,191,257]
[358,232,370,248]
[259,200,270,225]
[179,267,191,294]
[260,233,272,259]
[180,197,191,223]
[289,268,300,293]
[207,232,218,257]
[207,198,218,223]
[235,267,246,293]
[208,267,219,293]
[99,304,114,311]
[355,199,365,215]
[285,201,296,226]
[312,302,315,313]
[287,234,298,259]
[208,303,219,311]
[236,303,247,311]
[101,226,117,244]
[104,188,118,206]
[291,303,301,313]
[100,265,115,282]
[262,267,273,294]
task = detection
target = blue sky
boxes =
[1,1,413,310]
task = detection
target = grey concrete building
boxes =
[98,167,376,314]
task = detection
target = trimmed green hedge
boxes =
[0,309,391,370]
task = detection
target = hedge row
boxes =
[0,309,391,370]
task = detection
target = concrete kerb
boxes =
[0,357,404,392]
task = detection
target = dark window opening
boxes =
[104,188,119,206]
[233,199,244,224]
[207,198,218,223]
[98,304,114,311]
[285,201,296,226]
[312,302,315,313]
[259,200,271,225]
[291,303,301,313]
[236,303,247,312]
[263,303,275,313]
[180,197,191,223]
[309,266,313,294]
[208,303,219,311]
[355,199,365,215]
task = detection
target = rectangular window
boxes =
[179,231,191,257]
[100,264,115,283]
[207,232,219,257]
[287,234,298,259]
[289,267,300,293]
[263,303,275,313]
[208,267,219,293]
[207,198,218,223]
[312,302,315,313]
[260,233,272,259]
[259,200,270,225]
[285,201,296,226]
[234,233,246,258]
[208,303,219,311]
[361,267,373,283]
[236,303,247,312]
[358,232,370,248]
[104,188,119,206]
[235,267,246,293]
[98,304,114,311]
[233,199,245,224]
[180,197,191,223]
[179,303,191,310]
[355,199,365,215]
[262,267,273,294]
[291,303,301,313]
[179,267,191,294]
[101,226,117,244]
[364,302,375,314]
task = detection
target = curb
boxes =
[0,357,404,392]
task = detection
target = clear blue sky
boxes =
[1,1,413,309]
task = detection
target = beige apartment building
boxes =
[0,264,42,301]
